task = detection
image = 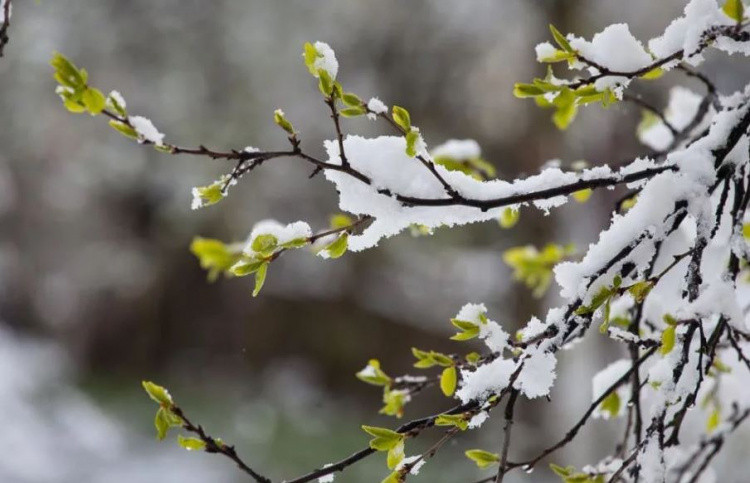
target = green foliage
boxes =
[434,154,497,180]
[356,359,392,386]
[575,276,622,329]
[252,262,268,297]
[330,213,354,229]
[550,464,605,483]
[142,381,182,440]
[274,109,295,135]
[723,0,745,22]
[177,435,206,451]
[405,129,420,158]
[514,67,618,129]
[193,181,226,209]
[362,425,405,470]
[498,207,520,228]
[411,347,453,368]
[450,318,480,341]
[549,24,574,54]
[640,67,665,80]
[380,389,408,418]
[392,106,411,132]
[503,243,575,297]
[599,391,621,418]
[572,188,592,203]
[660,316,677,355]
[464,449,499,468]
[142,381,173,406]
[435,413,469,431]
[440,366,458,396]
[108,120,138,139]
[324,233,349,259]
[190,237,244,282]
[707,406,721,433]
[51,53,111,116]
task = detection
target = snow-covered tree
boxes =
[50,0,750,481]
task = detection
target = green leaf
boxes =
[440,366,457,396]
[330,213,353,229]
[154,407,170,440]
[177,435,207,451]
[303,42,319,75]
[550,464,575,478]
[381,472,402,483]
[465,449,500,469]
[628,281,653,303]
[339,106,366,117]
[252,262,268,297]
[325,233,348,259]
[599,391,621,418]
[572,189,592,203]
[318,69,334,96]
[356,359,392,387]
[552,88,578,130]
[362,425,403,451]
[661,324,676,355]
[380,389,408,418]
[723,0,745,22]
[499,207,520,228]
[434,413,468,430]
[50,52,86,89]
[251,234,279,255]
[742,223,750,239]
[193,181,225,208]
[274,109,295,134]
[108,120,138,139]
[513,83,546,98]
[640,67,665,80]
[342,92,362,107]
[386,440,405,469]
[81,87,106,115]
[707,407,721,432]
[405,130,419,157]
[549,24,574,53]
[392,106,411,132]
[142,381,173,406]
[190,237,243,281]
[229,259,265,277]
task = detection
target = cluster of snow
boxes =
[243,220,312,256]
[323,135,655,251]
[430,139,482,160]
[639,86,707,151]
[312,41,339,79]
[591,359,631,419]
[129,116,165,146]
[366,97,387,120]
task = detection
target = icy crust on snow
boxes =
[323,135,652,251]
[648,0,750,68]
[555,88,750,302]
[639,86,706,151]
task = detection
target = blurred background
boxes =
[1,1,749,482]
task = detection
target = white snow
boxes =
[639,86,705,151]
[591,359,631,419]
[514,347,557,399]
[569,23,651,80]
[129,116,165,146]
[243,220,312,256]
[366,97,387,121]
[431,139,482,160]
[312,41,339,79]
[323,135,655,251]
